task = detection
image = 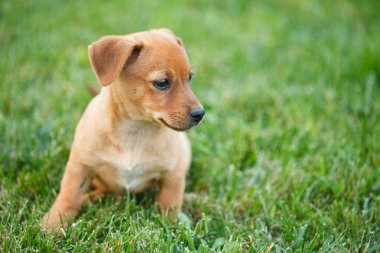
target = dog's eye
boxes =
[189,73,194,82]
[153,79,170,90]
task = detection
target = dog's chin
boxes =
[158,118,194,132]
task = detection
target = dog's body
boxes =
[42,29,204,232]
[73,87,191,194]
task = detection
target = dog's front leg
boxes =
[157,172,185,212]
[41,156,92,232]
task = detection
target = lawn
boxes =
[1,0,380,252]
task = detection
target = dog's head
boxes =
[88,28,204,131]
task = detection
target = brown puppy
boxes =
[41,28,204,232]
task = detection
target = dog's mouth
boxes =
[158,118,192,132]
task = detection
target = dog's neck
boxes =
[99,86,165,146]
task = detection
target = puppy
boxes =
[41,28,204,232]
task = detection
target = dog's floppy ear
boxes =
[88,36,143,86]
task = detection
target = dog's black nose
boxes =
[190,107,205,124]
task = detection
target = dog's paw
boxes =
[41,209,73,234]
[41,213,62,233]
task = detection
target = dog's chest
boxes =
[101,147,174,192]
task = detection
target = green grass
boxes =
[1,0,380,252]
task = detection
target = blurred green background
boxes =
[1,0,379,252]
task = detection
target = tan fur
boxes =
[41,28,203,232]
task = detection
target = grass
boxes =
[1,0,380,251]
